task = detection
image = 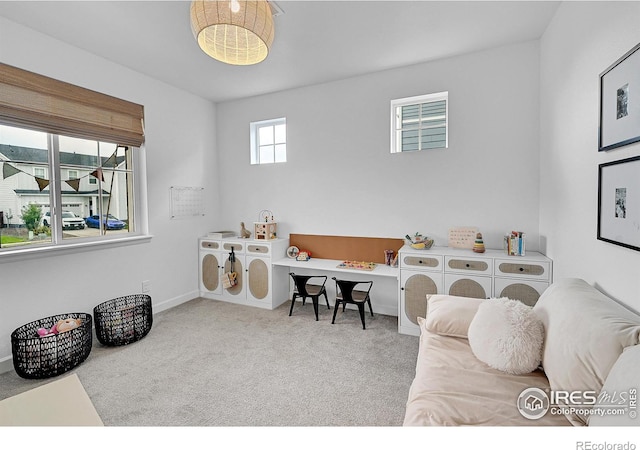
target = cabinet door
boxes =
[494,278,549,306]
[399,270,443,336]
[200,250,222,295]
[444,274,491,299]
[246,255,271,303]
[221,255,246,301]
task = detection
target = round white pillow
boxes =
[467,297,544,375]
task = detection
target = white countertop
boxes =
[272,257,399,278]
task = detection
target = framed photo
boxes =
[597,155,640,252]
[599,43,640,151]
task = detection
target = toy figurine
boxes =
[473,232,486,253]
[240,222,251,239]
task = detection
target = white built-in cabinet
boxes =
[398,245,552,336]
[198,237,290,310]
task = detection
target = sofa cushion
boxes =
[533,278,640,426]
[588,344,640,426]
[468,297,544,375]
[424,294,483,338]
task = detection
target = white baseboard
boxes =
[0,356,13,375]
[0,291,200,375]
[152,290,199,314]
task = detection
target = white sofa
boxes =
[403,278,640,426]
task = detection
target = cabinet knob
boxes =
[418,260,423,264]
[465,263,470,268]
[400,287,404,291]
[519,267,524,272]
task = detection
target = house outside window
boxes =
[391,91,448,153]
[250,117,286,164]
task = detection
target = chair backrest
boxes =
[289,273,326,297]
[333,278,373,303]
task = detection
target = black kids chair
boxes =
[331,277,374,330]
[288,273,330,321]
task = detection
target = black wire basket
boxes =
[11,313,93,379]
[94,294,153,346]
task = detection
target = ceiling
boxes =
[0,1,561,103]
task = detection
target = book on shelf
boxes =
[505,231,525,256]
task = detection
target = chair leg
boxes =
[289,293,298,316]
[312,296,319,321]
[357,303,366,330]
[323,291,330,309]
[331,300,340,324]
[367,298,374,317]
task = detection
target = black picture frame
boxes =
[597,155,640,252]
[599,43,640,152]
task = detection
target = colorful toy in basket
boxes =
[37,317,82,337]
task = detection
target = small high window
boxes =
[250,117,286,164]
[391,92,448,153]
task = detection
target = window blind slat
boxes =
[0,63,144,147]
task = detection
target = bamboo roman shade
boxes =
[0,63,144,147]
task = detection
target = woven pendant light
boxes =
[190,0,275,65]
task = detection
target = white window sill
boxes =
[0,234,153,264]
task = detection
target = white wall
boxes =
[217,41,542,251]
[0,18,220,366]
[540,2,640,312]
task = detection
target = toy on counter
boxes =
[337,260,377,271]
[240,222,251,239]
[254,209,277,240]
[296,251,311,261]
[473,232,486,253]
[37,317,82,337]
[405,232,434,250]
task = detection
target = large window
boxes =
[391,92,448,153]
[0,124,138,250]
[0,63,146,256]
[250,117,286,164]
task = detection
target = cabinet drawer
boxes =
[494,259,550,281]
[401,254,443,271]
[247,244,271,255]
[222,241,245,253]
[494,278,550,307]
[445,256,492,275]
[200,240,220,250]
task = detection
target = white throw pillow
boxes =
[468,297,544,375]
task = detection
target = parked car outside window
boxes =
[42,211,86,230]
[85,214,126,230]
